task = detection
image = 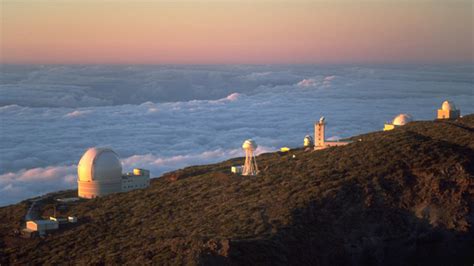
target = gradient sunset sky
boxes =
[1,0,472,64]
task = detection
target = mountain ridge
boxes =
[1,115,473,265]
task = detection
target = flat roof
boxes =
[28,220,58,225]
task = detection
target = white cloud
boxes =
[222,92,241,102]
[324,75,336,82]
[297,78,318,87]
[326,136,342,141]
[0,165,77,205]
[296,75,338,89]
[0,64,473,206]
[64,110,93,118]
[0,84,112,108]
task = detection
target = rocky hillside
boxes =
[1,115,473,265]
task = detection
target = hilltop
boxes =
[1,115,473,265]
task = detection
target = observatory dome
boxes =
[392,114,413,126]
[242,139,257,150]
[304,135,313,147]
[441,101,456,111]
[78,147,122,182]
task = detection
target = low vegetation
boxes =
[1,115,473,265]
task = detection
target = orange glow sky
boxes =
[1,0,472,64]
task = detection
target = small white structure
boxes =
[231,165,243,174]
[384,114,413,131]
[314,116,351,150]
[49,216,68,224]
[26,220,59,234]
[77,147,150,199]
[56,197,80,203]
[437,100,460,120]
[303,135,313,147]
[122,168,150,192]
[68,216,78,223]
[242,139,259,176]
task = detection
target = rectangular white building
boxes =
[231,165,243,174]
[26,220,59,232]
[122,168,150,192]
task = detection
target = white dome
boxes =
[242,139,257,150]
[304,135,313,147]
[78,148,122,182]
[441,101,456,111]
[392,114,413,126]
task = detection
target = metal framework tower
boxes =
[242,139,259,176]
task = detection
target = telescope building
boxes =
[77,147,150,199]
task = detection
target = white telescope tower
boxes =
[242,139,259,176]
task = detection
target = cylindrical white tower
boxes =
[77,147,123,199]
[242,139,259,176]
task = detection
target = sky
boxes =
[1,0,472,64]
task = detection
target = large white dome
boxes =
[78,148,122,182]
[392,114,413,126]
[441,101,456,111]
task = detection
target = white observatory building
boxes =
[314,117,351,150]
[384,114,413,131]
[437,100,460,120]
[77,147,150,199]
[303,135,313,148]
[77,148,122,199]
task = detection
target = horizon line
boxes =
[2,61,473,67]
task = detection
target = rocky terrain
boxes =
[1,115,473,265]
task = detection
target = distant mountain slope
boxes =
[1,115,473,265]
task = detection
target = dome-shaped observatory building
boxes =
[384,114,413,131]
[392,114,413,126]
[77,147,123,199]
[437,100,460,120]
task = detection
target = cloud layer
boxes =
[1,64,473,206]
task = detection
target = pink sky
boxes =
[1,0,472,64]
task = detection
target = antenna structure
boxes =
[242,139,259,176]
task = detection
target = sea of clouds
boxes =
[0,64,473,206]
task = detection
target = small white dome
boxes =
[304,135,313,147]
[78,148,122,182]
[441,101,456,111]
[392,114,413,126]
[242,139,257,150]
